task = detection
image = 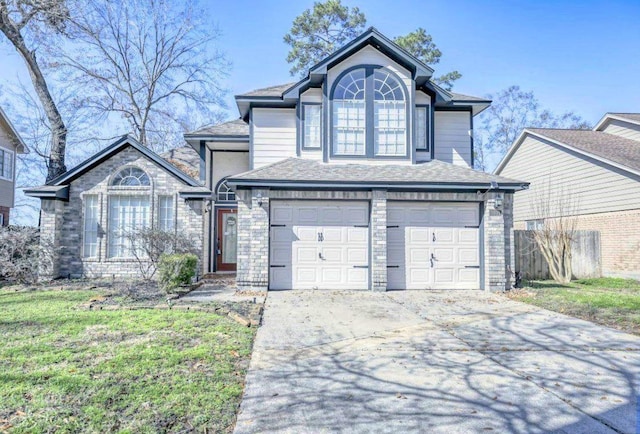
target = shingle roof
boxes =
[528,128,640,172]
[450,92,490,102]
[186,119,249,137]
[229,158,526,188]
[160,145,200,179]
[608,113,640,123]
[237,82,486,102]
[237,83,296,98]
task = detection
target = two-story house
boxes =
[0,107,29,226]
[26,28,527,291]
[187,28,528,292]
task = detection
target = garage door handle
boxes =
[433,233,436,242]
[353,265,369,269]
[319,252,325,260]
[430,253,436,268]
[464,265,480,269]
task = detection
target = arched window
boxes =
[331,67,407,158]
[216,178,236,202]
[110,167,150,187]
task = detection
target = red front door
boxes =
[216,209,238,271]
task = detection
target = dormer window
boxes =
[331,66,407,158]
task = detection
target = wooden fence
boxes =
[514,230,601,280]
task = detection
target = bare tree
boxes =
[125,227,198,280]
[530,185,579,284]
[57,0,227,152]
[0,0,69,181]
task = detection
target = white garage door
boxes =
[387,202,480,290]
[270,201,369,290]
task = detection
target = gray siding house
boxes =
[0,107,29,226]
[495,113,640,278]
[28,28,528,291]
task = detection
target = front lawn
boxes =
[0,285,256,433]
[509,277,640,335]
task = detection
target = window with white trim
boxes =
[0,148,14,180]
[111,167,150,186]
[525,219,544,230]
[108,196,151,258]
[83,195,99,258]
[216,179,236,202]
[158,195,174,232]
[302,104,322,149]
[331,67,407,157]
[415,106,429,151]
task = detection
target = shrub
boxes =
[125,228,198,280]
[158,253,198,294]
[0,226,54,283]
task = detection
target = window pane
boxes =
[111,167,150,186]
[216,179,236,201]
[333,100,366,155]
[374,100,406,156]
[303,105,322,149]
[416,107,428,150]
[108,195,150,258]
[158,196,174,232]
[0,150,4,178]
[83,195,99,258]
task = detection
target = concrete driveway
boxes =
[234,290,640,433]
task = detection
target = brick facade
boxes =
[236,188,515,292]
[515,209,640,277]
[39,146,204,279]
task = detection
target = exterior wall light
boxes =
[256,192,263,207]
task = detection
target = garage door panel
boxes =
[270,201,369,290]
[296,247,318,263]
[409,227,430,242]
[387,202,480,290]
[433,228,454,243]
[458,248,479,264]
[459,229,478,243]
[346,247,367,263]
[272,207,293,224]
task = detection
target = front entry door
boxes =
[216,209,238,272]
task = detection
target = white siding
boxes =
[499,134,640,222]
[252,108,297,169]
[600,119,640,142]
[434,111,471,167]
[326,45,413,164]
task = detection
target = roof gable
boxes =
[594,113,640,131]
[495,128,640,177]
[47,135,202,187]
[0,107,29,154]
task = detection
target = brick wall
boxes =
[515,209,640,277]
[236,189,515,292]
[39,146,204,279]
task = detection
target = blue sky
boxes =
[1,0,639,126]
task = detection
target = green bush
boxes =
[158,253,198,294]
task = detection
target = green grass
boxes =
[0,288,256,433]
[512,277,640,335]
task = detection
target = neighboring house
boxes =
[0,107,29,226]
[495,112,640,278]
[25,136,209,279]
[185,27,527,291]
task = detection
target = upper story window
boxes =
[331,67,407,158]
[302,104,322,149]
[0,147,14,180]
[415,106,430,151]
[216,178,236,202]
[111,167,150,187]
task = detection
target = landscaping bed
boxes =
[508,277,640,335]
[0,282,258,433]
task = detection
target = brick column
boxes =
[483,192,514,291]
[370,189,387,291]
[236,188,270,291]
[39,199,64,280]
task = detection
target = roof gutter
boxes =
[226,179,529,192]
